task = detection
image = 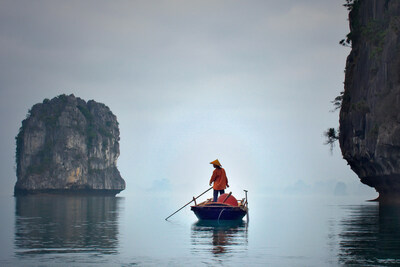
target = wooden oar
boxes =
[165,187,213,221]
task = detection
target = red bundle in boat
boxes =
[217,193,238,206]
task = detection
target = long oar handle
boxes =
[165,187,213,221]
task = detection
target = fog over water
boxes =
[0,0,377,198]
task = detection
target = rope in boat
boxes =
[217,208,226,223]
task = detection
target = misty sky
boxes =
[0,0,376,197]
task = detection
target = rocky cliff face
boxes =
[15,94,125,196]
[340,0,400,200]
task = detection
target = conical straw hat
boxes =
[210,159,222,167]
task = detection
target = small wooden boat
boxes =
[191,191,248,221]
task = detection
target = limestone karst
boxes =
[14,94,125,195]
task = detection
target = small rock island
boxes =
[14,94,125,196]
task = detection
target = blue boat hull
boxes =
[191,204,247,221]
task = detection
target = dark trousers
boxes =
[213,189,225,202]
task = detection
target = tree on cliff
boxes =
[324,0,358,152]
[324,128,339,153]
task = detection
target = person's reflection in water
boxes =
[14,195,122,256]
[339,203,400,265]
[212,226,228,255]
[191,220,248,257]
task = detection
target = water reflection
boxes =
[191,220,248,257]
[14,195,122,257]
[339,203,400,265]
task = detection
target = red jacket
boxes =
[210,168,228,190]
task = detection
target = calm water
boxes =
[1,193,400,266]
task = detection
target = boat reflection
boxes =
[14,195,122,257]
[339,203,400,265]
[191,220,248,257]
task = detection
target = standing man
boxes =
[209,159,229,202]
